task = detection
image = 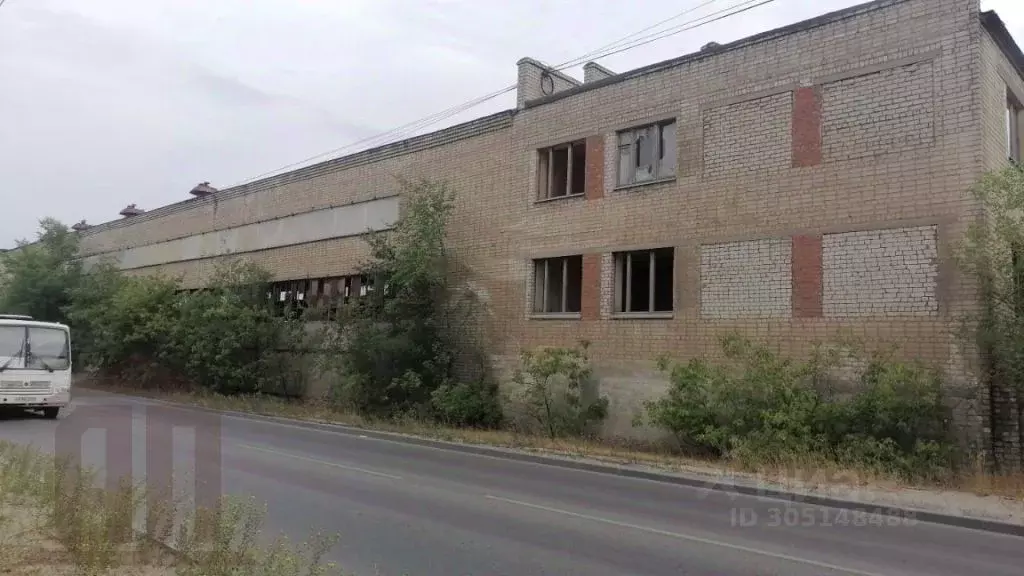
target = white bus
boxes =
[0,315,72,418]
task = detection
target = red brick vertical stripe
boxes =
[585,136,605,200]
[581,253,601,321]
[792,235,823,318]
[792,87,822,168]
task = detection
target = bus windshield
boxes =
[0,325,70,371]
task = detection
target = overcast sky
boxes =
[1,0,1021,248]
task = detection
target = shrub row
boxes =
[66,260,306,397]
[642,335,955,481]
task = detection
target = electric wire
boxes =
[232,0,776,186]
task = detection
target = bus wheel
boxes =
[42,407,60,420]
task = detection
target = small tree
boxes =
[512,342,608,438]
[325,179,501,424]
[959,164,1024,469]
[0,218,82,323]
[165,260,305,395]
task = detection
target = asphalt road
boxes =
[0,391,1021,576]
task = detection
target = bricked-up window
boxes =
[617,120,677,186]
[532,255,583,314]
[614,248,674,313]
[537,141,586,199]
[1008,91,1022,163]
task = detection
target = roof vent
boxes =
[119,204,144,218]
[190,181,218,197]
[71,220,91,232]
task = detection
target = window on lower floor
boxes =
[267,279,312,318]
[266,274,387,319]
[532,255,583,314]
[537,141,586,200]
[1013,244,1024,319]
[1008,91,1021,163]
[613,248,674,314]
[617,120,677,187]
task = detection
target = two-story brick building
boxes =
[71,0,1024,458]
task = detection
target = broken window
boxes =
[267,279,311,319]
[617,120,677,187]
[532,255,583,314]
[1008,91,1021,163]
[613,248,674,314]
[538,141,586,200]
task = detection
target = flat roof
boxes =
[68,0,1024,241]
[982,11,1024,80]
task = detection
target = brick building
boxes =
[72,0,1024,456]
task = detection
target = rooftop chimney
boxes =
[516,57,581,108]
[190,181,218,197]
[71,220,91,232]
[119,204,144,218]
[583,62,615,83]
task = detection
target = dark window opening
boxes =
[538,141,586,200]
[532,255,583,314]
[1009,91,1022,164]
[1013,244,1024,319]
[614,248,674,314]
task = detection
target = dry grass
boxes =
[81,381,1024,502]
[0,441,345,575]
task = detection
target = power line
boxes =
[566,0,775,64]
[549,0,724,70]
[232,0,774,186]
[229,0,734,186]
[230,0,751,186]
[0,0,8,9]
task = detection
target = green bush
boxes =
[66,262,179,372]
[66,257,306,396]
[324,179,501,426]
[645,335,822,464]
[644,334,955,480]
[430,379,503,428]
[512,342,608,438]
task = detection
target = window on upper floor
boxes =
[617,120,677,187]
[613,248,674,314]
[532,255,583,314]
[1008,91,1022,163]
[537,141,586,200]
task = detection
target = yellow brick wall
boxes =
[73,0,1011,444]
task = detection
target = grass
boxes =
[0,440,344,575]
[81,380,1024,503]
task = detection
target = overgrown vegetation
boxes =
[0,220,307,397]
[510,342,608,438]
[66,259,306,397]
[642,334,955,482]
[959,163,1024,471]
[0,440,342,575]
[0,218,82,324]
[321,179,502,427]
[8,167,1024,488]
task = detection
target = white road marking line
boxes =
[485,495,889,576]
[238,443,402,480]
